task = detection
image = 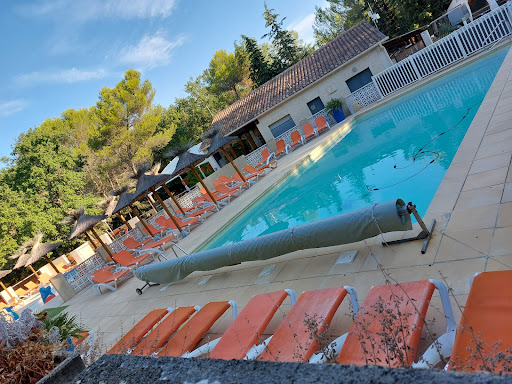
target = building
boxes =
[203,21,392,153]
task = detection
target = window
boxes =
[346,68,373,93]
[269,115,295,137]
[307,97,325,115]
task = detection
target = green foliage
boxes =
[325,98,343,113]
[241,35,274,87]
[36,309,86,342]
[313,0,346,46]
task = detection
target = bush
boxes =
[325,98,343,114]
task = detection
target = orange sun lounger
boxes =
[447,270,512,373]
[155,215,200,234]
[88,265,131,295]
[314,115,330,134]
[255,148,274,169]
[123,237,153,250]
[290,130,305,149]
[274,139,289,158]
[255,286,357,363]
[336,280,456,368]
[183,289,297,360]
[302,122,317,141]
[110,250,153,269]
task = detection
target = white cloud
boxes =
[16,68,108,87]
[119,32,186,70]
[0,100,27,117]
[288,13,317,44]
[20,0,177,22]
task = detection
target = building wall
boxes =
[255,44,392,151]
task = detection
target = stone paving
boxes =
[42,45,512,361]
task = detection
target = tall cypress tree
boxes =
[241,35,273,87]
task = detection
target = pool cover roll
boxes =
[135,199,412,284]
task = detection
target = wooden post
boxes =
[221,147,246,182]
[119,213,132,230]
[228,145,237,159]
[44,255,60,274]
[0,281,15,300]
[151,188,183,232]
[190,167,218,205]
[147,194,159,211]
[90,228,116,261]
[238,138,248,153]
[84,232,98,251]
[245,133,257,150]
[28,264,39,277]
[162,184,186,215]
[129,204,154,237]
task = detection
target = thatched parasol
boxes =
[112,191,155,236]
[204,127,247,183]
[166,143,219,205]
[129,164,184,233]
[10,233,61,275]
[0,269,15,300]
[63,208,115,261]
[105,185,133,230]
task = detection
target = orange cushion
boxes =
[131,307,197,356]
[258,287,348,362]
[210,290,289,360]
[108,309,169,354]
[448,271,512,372]
[157,301,230,357]
[90,266,130,284]
[337,280,435,367]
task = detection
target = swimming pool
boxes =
[202,46,508,250]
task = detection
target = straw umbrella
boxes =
[0,270,15,301]
[203,127,247,183]
[9,233,61,275]
[165,143,219,206]
[101,186,132,231]
[64,208,114,261]
[111,191,156,237]
[145,162,187,215]
[129,164,184,233]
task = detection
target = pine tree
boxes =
[241,35,273,87]
[313,0,346,46]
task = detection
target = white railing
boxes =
[346,82,383,114]
[373,3,512,97]
[245,109,336,166]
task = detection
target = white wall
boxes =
[255,45,392,150]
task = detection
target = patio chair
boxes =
[334,280,456,368]
[122,237,153,250]
[155,215,200,235]
[156,301,238,357]
[142,223,173,239]
[214,182,248,199]
[446,271,512,373]
[130,307,198,356]
[218,175,241,188]
[274,139,289,158]
[232,172,258,185]
[25,281,40,294]
[243,164,269,179]
[109,308,171,354]
[302,122,318,141]
[14,287,30,298]
[182,203,218,221]
[290,130,305,149]
[314,115,330,135]
[110,250,153,269]
[251,286,359,363]
[184,289,296,359]
[38,273,51,285]
[126,233,177,259]
[88,265,131,295]
[255,148,275,169]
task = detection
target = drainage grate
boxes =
[198,275,213,286]
[258,264,277,277]
[335,250,358,265]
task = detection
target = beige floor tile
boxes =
[476,138,512,160]
[486,254,512,271]
[319,274,355,289]
[446,204,500,231]
[384,265,432,284]
[274,258,310,282]
[290,276,326,294]
[489,226,512,256]
[253,262,286,285]
[502,182,512,203]
[454,184,504,210]
[219,267,261,289]
[435,234,488,263]
[443,161,471,179]
[497,202,512,227]
[462,167,508,191]
[485,120,512,135]
[443,228,493,255]
[435,177,465,196]
[299,253,339,279]
[326,247,370,275]
[489,110,512,126]
[481,127,512,146]
[345,270,386,299]
[426,192,459,214]
[468,153,511,175]
[429,258,486,295]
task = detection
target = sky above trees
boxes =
[0,0,326,159]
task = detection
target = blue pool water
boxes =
[202,47,509,250]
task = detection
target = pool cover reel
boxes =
[135,199,414,285]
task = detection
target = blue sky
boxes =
[0,0,326,159]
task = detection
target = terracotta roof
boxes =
[209,21,387,139]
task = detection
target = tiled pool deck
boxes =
[43,44,512,359]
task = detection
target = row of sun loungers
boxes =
[257,115,331,166]
[106,270,508,373]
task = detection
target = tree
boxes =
[313,0,346,46]
[262,3,302,73]
[241,35,274,87]
[204,48,252,101]
[85,69,173,196]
